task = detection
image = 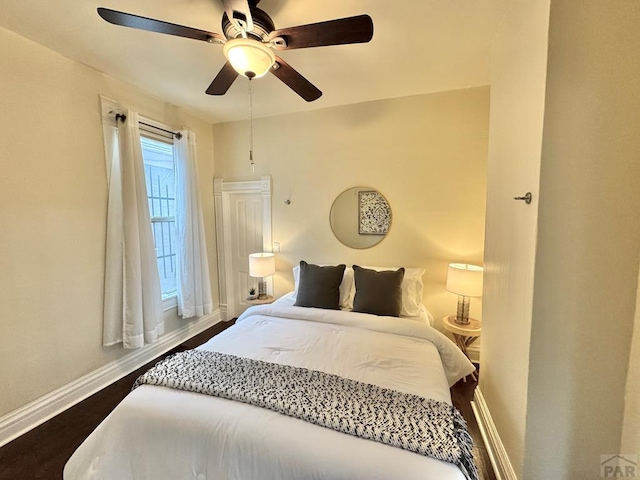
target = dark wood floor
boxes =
[451,372,496,480]
[0,322,495,480]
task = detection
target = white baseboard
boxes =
[471,387,518,480]
[0,310,221,448]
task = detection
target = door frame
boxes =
[214,175,272,320]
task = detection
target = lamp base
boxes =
[257,279,267,299]
[455,295,471,325]
[454,317,470,326]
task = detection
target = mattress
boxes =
[64,303,475,480]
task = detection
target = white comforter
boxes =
[64,305,475,480]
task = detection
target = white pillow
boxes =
[349,266,425,317]
[292,264,354,309]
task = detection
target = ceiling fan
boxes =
[97,0,374,102]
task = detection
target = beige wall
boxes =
[213,88,489,329]
[480,0,551,476]
[525,1,640,478]
[0,26,218,417]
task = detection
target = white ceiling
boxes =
[0,0,509,124]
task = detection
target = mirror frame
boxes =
[329,186,392,249]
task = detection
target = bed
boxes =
[64,265,477,480]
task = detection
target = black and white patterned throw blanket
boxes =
[133,350,478,480]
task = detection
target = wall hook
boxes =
[284,199,291,205]
[514,192,532,204]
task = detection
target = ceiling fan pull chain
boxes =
[249,78,255,173]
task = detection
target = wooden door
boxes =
[227,192,263,316]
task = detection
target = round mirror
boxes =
[330,187,392,249]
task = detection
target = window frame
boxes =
[139,119,179,311]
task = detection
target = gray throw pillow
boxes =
[294,261,346,310]
[352,265,405,317]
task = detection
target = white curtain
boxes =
[175,130,213,318]
[103,109,164,348]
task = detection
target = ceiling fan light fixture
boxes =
[223,38,275,79]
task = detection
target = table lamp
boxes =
[249,252,276,299]
[446,263,484,325]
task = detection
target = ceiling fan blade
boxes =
[206,62,240,95]
[97,8,225,43]
[268,15,373,50]
[270,56,322,102]
[221,0,254,33]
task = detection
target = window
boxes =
[140,136,177,300]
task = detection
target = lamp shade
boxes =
[446,263,483,297]
[249,252,276,278]
[223,38,276,78]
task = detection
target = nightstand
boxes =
[442,315,481,381]
[246,295,275,306]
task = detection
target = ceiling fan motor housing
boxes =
[222,7,275,41]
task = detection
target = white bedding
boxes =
[64,304,475,480]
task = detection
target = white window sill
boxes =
[162,293,177,312]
